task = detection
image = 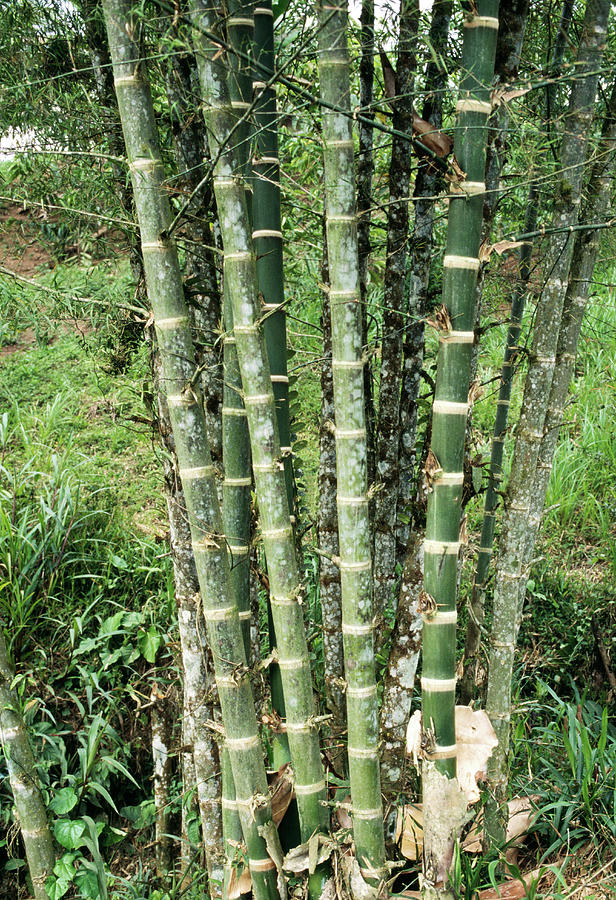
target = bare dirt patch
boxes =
[0,202,55,277]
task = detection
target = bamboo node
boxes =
[464,14,499,29]
[226,734,261,751]
[249,858,276,872]
[179,465,214,479]
[342,621,374,635]
[443,254,480,271]
[424,539,460,555]
[346,685,377,697]
[348,745,378,758]
[352,807,383,820]
[432,399,469,416]
[420,677,457,692]
[338,560,371,572]
[294,780,326,795]
[456,99,492,116]
[227,17,254,27]
[439,330,475,344]
[253,229,283,239]
[254,6,274,14]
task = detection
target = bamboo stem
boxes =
[188,0,329,855]
[485,0,611,848]
[420,2,498,893]
[102,4,281,897]
[0,629,55,900]
[318,0,386,881]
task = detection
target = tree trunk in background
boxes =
[420,3,498,894]
[396,0,452,562]
[380,0,452,797]
[151,683,174,875]
[155,375,224,893]
[459,0,530,705]
[485,0,610,847]
[318,0,387,883]
[0,629,55,900]
[374,0,419,635]
[103,4,282,897]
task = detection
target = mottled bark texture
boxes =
[420,3,499,894]
[381,0,453,798]
[156,376,224,892]
[318,0,386,882]
[189,0,329,862]
[397,0,452,560]
[164,37,223,468]
[103,4,281,897]
[151,684,174,875]
[0,629,55,900]
[374,0,420,634]
[317,272,345,732]
[485,0,611,847]
[459,0,531,705]
[357,0,375,303]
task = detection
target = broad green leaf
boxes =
[54,819,86,850]
[137,625,162,663]
[49,787,78,815]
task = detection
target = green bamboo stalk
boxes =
[188,0,329,862]
[102,4,281,898]
[0,629,55,900]
[317,0,386,882]
[485,0,610,849]
[250,0,295,777]
[221,6,256,887]
[420,2,498,894]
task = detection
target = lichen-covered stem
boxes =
[420,3,498,893]
[151,685,174,875]
[318,0,386,881]
[188,0,328,850]
[460,192,536,706]
[102,4,281,896]
[485,0,611,847]
[357,0,374,304]
[0,629,55,900]
[317,266,346,733]
[374,0,419,643]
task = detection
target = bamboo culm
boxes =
[318,0,387,881]
[188,0,329,859]
[420,2,498,894]
[102,4,281,897]
[485,0,611,847]
[0,629,55,900]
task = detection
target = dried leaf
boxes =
[463,795,539,854]
[395,803,424,861]
[425,303,452,333]
[379,50,397,101]
[477,867,542,899]
[341,856,382,899]
[413,112,454,158]
[491,85,531,108]
[406,708,497,803]
[480,239,527,263]
[446,155,467,186]
[268,763,294,827]
[417,589,437,618]
[283,835,336,874]
[227,864,252,899]
[423,449,443,492]
[456,707,498,803]
[468,379,483,406]
[334,801,353,830]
